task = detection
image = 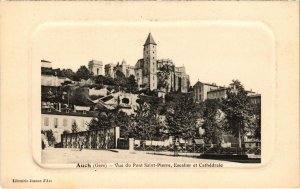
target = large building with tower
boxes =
[102,33,190,93]
[135,33,189,93]
[88,60,103,76]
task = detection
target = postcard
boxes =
[0,1,299,188]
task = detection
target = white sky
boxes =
[33,22,275,93]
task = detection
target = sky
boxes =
[33,21,275,93]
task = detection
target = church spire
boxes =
[144,33,157,46]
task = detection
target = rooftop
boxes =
[208,87,228,92]
[41,59,51,63]
[41,108,97,117]
[194,81,220,87]
[144,33,157,46]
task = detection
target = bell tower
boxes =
[143,33,157,91]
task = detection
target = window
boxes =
[122,98,130,104]
[63,118,68,127]
[54,118,58,128]
[44,117,49,126]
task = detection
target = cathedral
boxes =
[100,33,190,93]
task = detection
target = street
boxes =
[41,148,256,165]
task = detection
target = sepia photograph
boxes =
[1,2,298,188]
[38,25,264,166]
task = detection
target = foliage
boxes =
[117,111,135,139]
[126,75,138,93]
[61,68,76,80]
[166,95,202,141]
[134,101,165,140]
[41,67,55,76]
[62,130,70,135]
[222,80,254,149]
[202,99,224,144]
[88,109,118,130]
[70,87,92,106]
[157,66,171,91]
[41,86,61,102]
[71,121,79,133]
[76,66,92,81]
[42,130,56,146]
[94,75,116,86]
[114,70,127,88]
[88,108,136,139]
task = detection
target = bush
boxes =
[43,130,57,146]
[62,130,70,135]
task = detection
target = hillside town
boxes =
[41,33,261,160]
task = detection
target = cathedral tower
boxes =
[143,33,157,91]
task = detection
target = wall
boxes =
[41,113,93,142]
[202,85,219,101]
[89,88,108,96]
[207,89,227,100]
[41,75,58,86]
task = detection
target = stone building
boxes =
[196,82,261,103]
[249,94,261,105]
[102,33,190,93]
[207,87,228,100]
[193,81,220,102]
[88,60,103,76]
[41,109,95,142]
[134,33,189,93]
[41,60,70,87]
[104,60,136,79]
[104,63,116,78]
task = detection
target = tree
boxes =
[202,99,224,145]
[114,70,127,88]
[61,68,75,80]
[94,75,116,86]
[222,80,254,153]
[76,66,92,80]
[166,95,201,143]
[116,111,135,139]
[70,87,91,106]
[43,130,56,146]
[157,64,172,91]
[72,121,79,133]
[134,101,162,141]
[127,75,138,93]
[88,109,117,130]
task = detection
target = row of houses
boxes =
[193,80,261,104]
